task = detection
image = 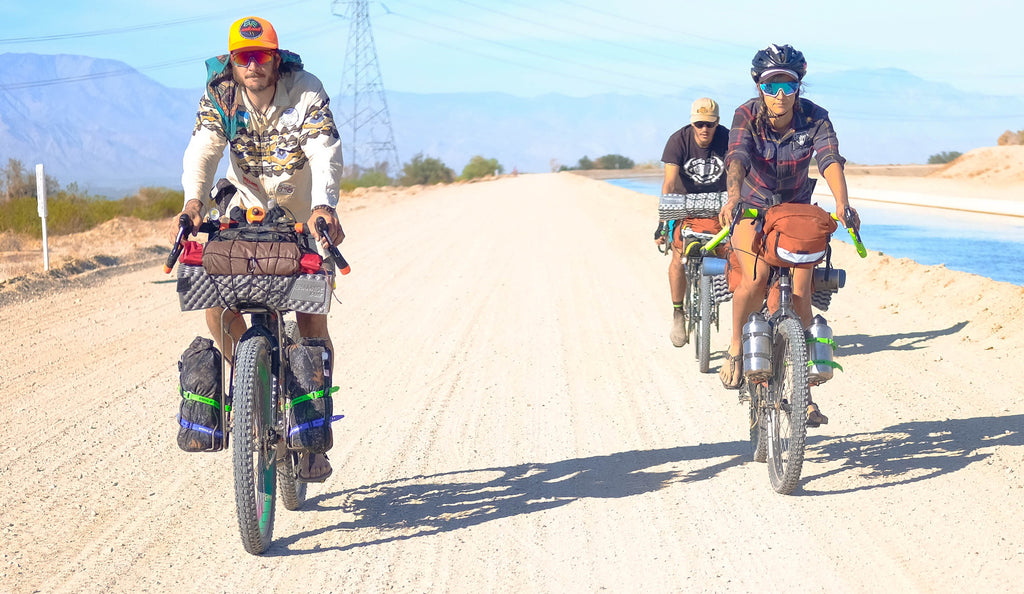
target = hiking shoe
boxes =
[670,308,688,347]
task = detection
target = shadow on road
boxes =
[837,320,968,356]
[800,413,1024,495]
[268,440,749,555]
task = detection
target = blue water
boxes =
[607,177,1024,286]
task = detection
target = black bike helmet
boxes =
[750,44,807,82]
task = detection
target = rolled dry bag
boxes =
[285,339,333,453]
[177,336,226,452]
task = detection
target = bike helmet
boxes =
[750,44,806,82]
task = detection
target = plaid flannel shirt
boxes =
[725,97,845,208]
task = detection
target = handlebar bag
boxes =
[201,226,305,276]
[757,203,837,268]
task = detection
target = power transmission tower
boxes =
[332,0,401,179]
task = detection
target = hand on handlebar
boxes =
[306,208,344,249]
[719,197,740,229]
[839,205,861,233]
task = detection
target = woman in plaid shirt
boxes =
[717,44,861,427]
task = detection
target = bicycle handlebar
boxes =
[700,207,867,258]
[164,213,352,275]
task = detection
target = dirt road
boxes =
[2,173,1023,593]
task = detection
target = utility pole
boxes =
[332,0,401,180]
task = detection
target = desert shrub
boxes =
[341,170,392,191]
[927,151,963,164]
[399,153,454,186]
[0,187,184,237]
[459,156,504,180]
[997,130,1024,146]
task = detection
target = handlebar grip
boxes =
[315,217,350,275]
[831,210,868,258]
[164,214,192,273]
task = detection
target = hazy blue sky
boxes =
[2,0,1021,98]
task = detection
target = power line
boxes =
[0,0,314,44]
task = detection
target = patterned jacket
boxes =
[725,97,845,208]
[181,52,343,220]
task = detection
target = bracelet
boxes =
[312,204,336,216]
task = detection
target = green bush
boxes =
[594,154,635,169]
[559,154,634,171]
[927,151,962,164]
[341,170,392,192]
[399,153,454,186]
[459,155,504,180]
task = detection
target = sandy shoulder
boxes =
[1,171,1023,592]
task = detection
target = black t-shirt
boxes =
[661,125,729,193]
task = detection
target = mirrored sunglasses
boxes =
[759,81,799,96]
[692,121,717,129]
[231,50,275,67]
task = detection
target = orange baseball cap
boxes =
[229,16,279,52]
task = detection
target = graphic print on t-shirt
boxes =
[683,155,725,186]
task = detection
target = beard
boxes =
[233,67,279,94]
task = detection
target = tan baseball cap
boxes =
[690,97,719,124]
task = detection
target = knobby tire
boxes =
[697,271,712,373]
[765,317,810,495]
[232,335,277,554]
[748,382,768,463]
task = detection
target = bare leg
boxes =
[668,225,689,346]
[792,266,814,328]
[727,220,770,357]
[205,307,246,360]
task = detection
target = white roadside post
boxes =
[35,163,49,271]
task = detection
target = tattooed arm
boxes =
[719,160,746,228]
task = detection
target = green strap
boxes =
[807,360,844,372]
[179,388,231,412]
[806,337,838,351]
[285,385,339,409]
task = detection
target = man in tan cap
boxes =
[656,97,729,347]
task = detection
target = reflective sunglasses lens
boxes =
[760,82,798,96]
[693,121,716,129]
[231,50,273,67]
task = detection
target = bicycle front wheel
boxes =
[697,271,713,373]
[765,317,810,495]
[232,334,277,554]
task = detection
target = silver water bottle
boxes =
[742,312,772,380]
[806,315,839,384]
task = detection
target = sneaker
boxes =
[670,308,688,347]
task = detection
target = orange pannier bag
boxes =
[757,203,837,268]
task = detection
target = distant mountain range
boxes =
[3,53,1022,197]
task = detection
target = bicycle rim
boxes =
[765,317,809,495]
[697,272,712,373]
[232,335,277,554]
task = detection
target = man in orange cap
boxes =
[178,16,345,482]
